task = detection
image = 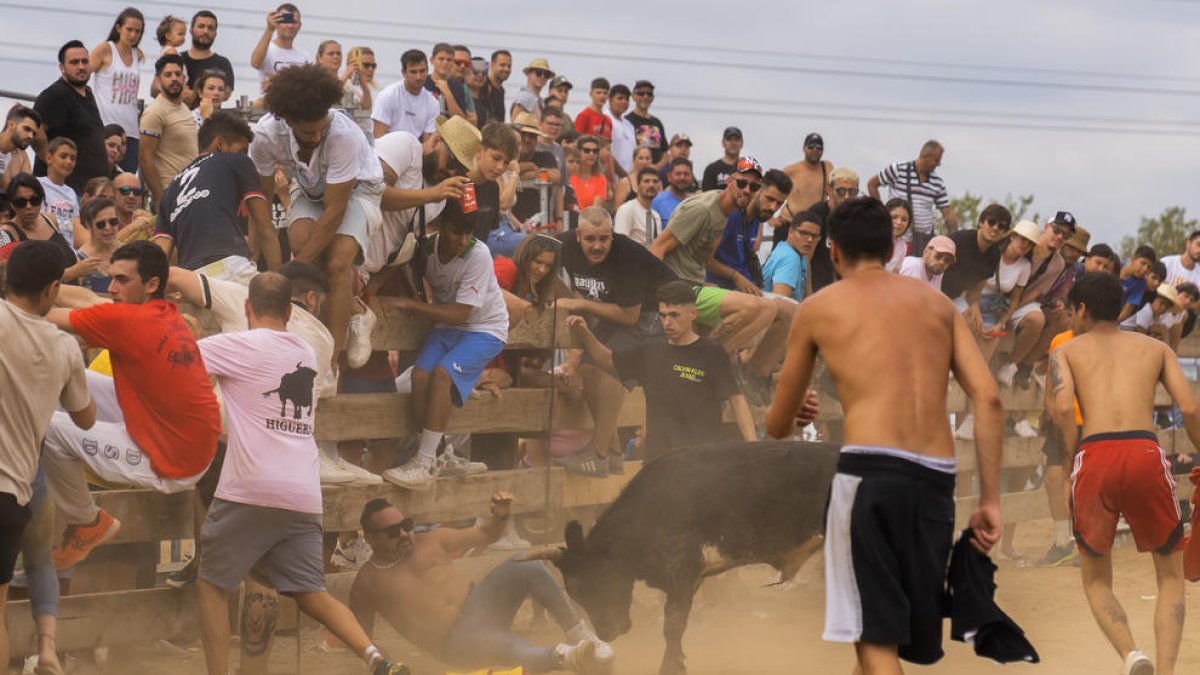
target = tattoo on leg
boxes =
[1173,602,1186,625]
[1103,597,1128,626]
[241,590,279,657]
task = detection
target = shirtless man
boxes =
[0,106,40,192]
[766,196,1003,674]
[772,132,831,246]
[349,494,609,673]
[1048,271,1190,675]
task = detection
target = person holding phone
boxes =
[250,3,312,91]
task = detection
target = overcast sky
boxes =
[2,0,1198,249]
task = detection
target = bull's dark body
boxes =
[553,440,841,675]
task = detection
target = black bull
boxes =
[524,440,841,675]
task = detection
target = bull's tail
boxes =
[262,388,281,398]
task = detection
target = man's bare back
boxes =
[783,159,831,218]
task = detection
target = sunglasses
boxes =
[454,59,471,67]
[531,69,551,78]
[833,187,860,198]
[92,217,121,230]
[117,186,144,197]
[361,62,377,70]
[1051,224,1072,238]
[634,90,654,97]
[805,144,823,150]
[12,196,43,208]
[368,517,414,537]
[985,217,1011,231]
[580,146,599,154]
[734,178,762,193]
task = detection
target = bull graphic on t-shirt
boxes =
[262,363,317,419]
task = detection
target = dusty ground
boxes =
[108,520,1197,675]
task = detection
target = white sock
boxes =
[418,429,444,464]
[362,644,382,667]
[1054,519,1072,547]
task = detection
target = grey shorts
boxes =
[288,181,384,263]
[198,498,326,595]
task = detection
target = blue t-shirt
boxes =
[651,190,685,227]
[1120,274,1147,309]
[762,241,808,301]
[706,210,759,289]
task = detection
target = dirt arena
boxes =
[109,520,1197,675]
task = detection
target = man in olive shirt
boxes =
[651,157,762,283]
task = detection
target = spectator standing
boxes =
[898,235,956,291]
[613,147,652,206]
[250,4,312,89]
[656,134,693,187]
[181,11,235,99]
[103,124,126,177]
[707,166,791,292]
[449,45,479,126]
[548,76,574,136]
[762,210,821,301]
[512,58,553,121]
[1162,230,1200,288]
[701,127,743,191]
[625,80,668,166]
[0,242,94,672]
[34,41,108,194]
[775,133,832,243]
[867,139,958,252]
[90,8,145,174]
[650,158,694,225]
[569,136,608,210]
[884,198,912,273]
[505,113,559,254]
[606,84,636,175]
[425,43,473,124]
[139,54,199,207]
[341,47,376,122]
[37,138,81,245]
[612,168,662,248]
[372,50,439,140]
[316,40,342,76]
[191,70,229,127]
[465,57,486,110]
[0,107,40,192]
[477,50,511,127]
[574,79,613,139]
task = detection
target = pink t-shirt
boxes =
[198,328,322,514]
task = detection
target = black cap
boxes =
[804,132,824,149]
[723,126,743,140]
[633,79,655,91]
[1053,211,1077,232]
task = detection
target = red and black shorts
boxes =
[1071,431,1184,556]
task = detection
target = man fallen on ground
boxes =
[766,196,1003,675]
[349,495,609,673]
[1048,271,1190,675]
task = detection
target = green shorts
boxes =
[694,285,728,328]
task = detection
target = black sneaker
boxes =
[1013,363,1034,390]
[165,556,198,589]
[554,445,608,478]
[373,659,411,675]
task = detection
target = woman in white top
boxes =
[884,198,912,273]
[90,7,145,173]
[977,219,1039,361]
[191,70,229,127]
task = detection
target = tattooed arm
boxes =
[1047,347,1078,474]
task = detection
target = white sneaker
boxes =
[331,537,374,570]
[489,519,532,551]
[319,451,358,485]
[1013,419,1038,438]
[346,299,376,369]
[566,623,614,669]
[1122,649,1153,675]
[997,363,1018,388]
[556,639,598,672]
[383,455,439,491]
[440,445,487,477]
[334,456,383,485]
[954,414,975,441]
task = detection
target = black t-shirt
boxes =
[513,151,558,222]
[941,229,1003,300]
[624,112,668,163]
[472,180,502,240]
[558,231,676,337]
[477,79,505,127]
[701,159,737,191]
[181,51,235,92]
[801,201,837,292]
[155,152,260,269]
[614,337,738,460]
[33,80,107,195]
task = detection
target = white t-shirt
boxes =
[199,329,322,514]
[1162,254,1200,289]
[259,42,312,86]
[607,112,637,174]
[249,112,383,199]
[371,82,439,138]
[898,256,943,290]
[885,240,907,274]
[1122,303,1182,332]
[612,199,661,248]
[199,274,337,399]
[38,178,79,245]
[424,234,510,342]
[982,256,1032,295]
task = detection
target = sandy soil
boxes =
[110,520,1197,675]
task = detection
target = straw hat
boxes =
[1012,219,1041,245]
[512,111,548,138]
[523,58,554,77]
[434,115,481,172]
[1156,283,1181,310]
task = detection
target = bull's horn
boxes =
[516,546,565,563]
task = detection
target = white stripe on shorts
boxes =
[824,473,864,643]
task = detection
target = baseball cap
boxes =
[1052,211,1077,232]
[550,74,572,90]
[804,132,824,149]
[670,133,692,147]
[735,156,764,178]
[926,235,956,257]
[633,79,655,92]
[723,126,743,140]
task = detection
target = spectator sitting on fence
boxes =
[973,219,1039,364]
[707,168,792,293]
[1120,282,1182,340]
[884,197,913,273]
[348,496,609,673]
[41,241,221,570]
[761,210,820,302]
[1168,282,1200,348]
[1080,243,1119,276]
[1117,244,1158,322]
[939,203,1011,324]
[380,198,508,491]
[799,166,861,293]
[897,235,956,291]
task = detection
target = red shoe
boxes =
[52,509,121,570]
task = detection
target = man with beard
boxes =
[0,106,40,192]
[707,167,791,293]
[898,235,957,291]
[1162,230,1200,289]
[612,167,663,248]
[181,11,234,100]
[139,53,199,206]
[33,41,108,194]
[476,50,511,127]
[774,132,832,247]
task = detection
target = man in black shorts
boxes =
[766,198,1003,672]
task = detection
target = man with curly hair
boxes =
[249,64,384,370]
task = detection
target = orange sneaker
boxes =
[52,509,121,570]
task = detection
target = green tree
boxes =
[1120,207,1197,258]
[941,192,1038,232]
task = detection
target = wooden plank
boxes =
[562,461,642,509]
[7,588,196,655]
[1178,335,1200,358]
[368,300,581,351]
[95,489,194,544]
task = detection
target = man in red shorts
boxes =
[1048,271,1190,675]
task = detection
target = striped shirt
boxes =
[876,161,949,234]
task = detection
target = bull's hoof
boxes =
[658,659,686,675]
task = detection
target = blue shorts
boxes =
[414,327,505,406]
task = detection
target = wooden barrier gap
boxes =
[369,301,582,351]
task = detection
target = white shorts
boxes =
[196,255,257,286]
[1009,302,1043,325]
[288,181,384,261]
